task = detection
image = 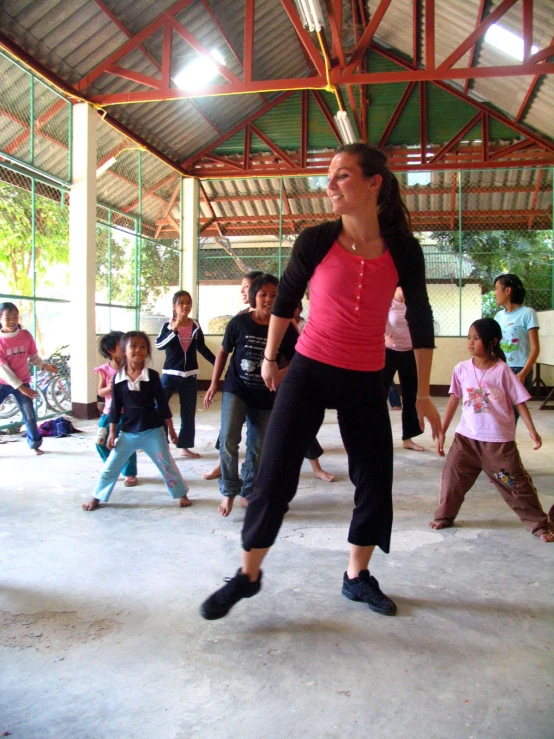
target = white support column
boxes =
[69,103,98,418]
[181,177,199,308]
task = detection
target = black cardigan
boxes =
[272,219,435,350]
[155,319,216,378]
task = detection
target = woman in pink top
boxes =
[201,144,443,621]
[430,318,552,542]
[383,286,425,451]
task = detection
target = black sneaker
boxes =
[342,570,397,616]
[200,569,262,620]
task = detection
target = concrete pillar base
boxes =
[71,401,99,420]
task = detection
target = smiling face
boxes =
[125,336,149,366]
[327,152,381,217]
[254,283,278,317]
[174,293,192,321]
[240,278,253,305]
[1,308,19,333]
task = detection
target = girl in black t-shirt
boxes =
[204,275,297,516]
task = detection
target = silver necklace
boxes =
[350,241,356,251]
[473,358,492,389]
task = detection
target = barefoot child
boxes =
[156,291,215,458]
[430,318,553,542]
[83,331,190,511]
[95,331,138,487]
[204,274,297,516]
[0,302,58,455]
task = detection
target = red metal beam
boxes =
[378,82,417,149]
[488,139,535,161]
[162,24,172,88]
[527,168,543,228]
[204,153,245,171]
[329,1,346,68]
[464,0,487,94]
[522,0,533,62]
[515,33,554,122]
[181,91,295,169]
[76,0,196,91]
[250,124,297,168]
[279,0,326,77]
[371,45,554,153]
[437,0,518,72]
[481,112,489,162]
[106,65,162,89]
[344,0,394,74]
[93,0,162,73]
[244,0,254,83]
[420,81,427,165]
[529,44,554,64]
[244,124,251,171]
[168,18,241,86]
[426,113,482,165]
[122,172,180,213]
[311,91,343,145]
[154,180,180,237]
[425,0,435,71]
[301,89,308,168]
[412,0,422,68]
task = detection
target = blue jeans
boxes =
[219,392,271,499]
[96,414,137,477]
[0,383,42,450]
[92,426,189,502]
[388,382,402,408]
[161,374,197,448]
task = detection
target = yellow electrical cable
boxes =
[316,29,343,111]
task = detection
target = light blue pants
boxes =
[92,426,189,502]
[96,414,137,477]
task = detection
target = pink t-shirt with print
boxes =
[0,328,38,386]
[450,358,530,442]
[94,362,118,415]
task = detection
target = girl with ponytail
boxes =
[201,143,442,621]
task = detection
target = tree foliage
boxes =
[430,229,553,313]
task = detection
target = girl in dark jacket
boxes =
[155,290,215,458]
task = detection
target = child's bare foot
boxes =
[310,460,336,482]
[218,496,234,517]
[429,519,452,529]
[124,476,138,487]
[179,448,201,459]
[539,531,554,542]
[179,495,192,508]
[34,448,45,455]
[238,496,249,508]
[403,439,425,451]
[82,498,100,511]
[203,464,221,480]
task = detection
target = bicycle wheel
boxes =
[48,375,72,413]
[0,394,20,420]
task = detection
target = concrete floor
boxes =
[1,396,553,739]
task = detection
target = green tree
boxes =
[431,230,553,312]
[0,181,69,339]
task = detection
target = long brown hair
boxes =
[336,143,413,239]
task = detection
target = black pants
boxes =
[381,348,422,441]
[242,353,393,553]
[161,374,197,448]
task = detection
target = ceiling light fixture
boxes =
[484,24,538,61]
[334,110,357,145]
[294,0,325,32]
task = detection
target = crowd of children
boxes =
[2,271,552,546]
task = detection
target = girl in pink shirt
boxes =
[430,318,553,542]
[0,302,58,454]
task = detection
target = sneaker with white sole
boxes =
[342,569,397,616]
[200,569,262,620]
